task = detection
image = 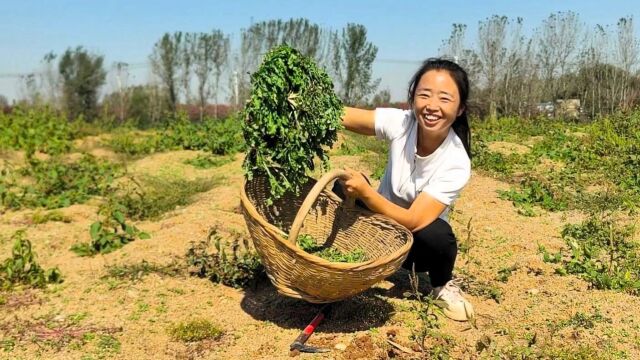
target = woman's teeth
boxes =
[425,115,439,121]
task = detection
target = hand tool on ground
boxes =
[289,304,332,353]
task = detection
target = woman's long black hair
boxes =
[407,58,472,159]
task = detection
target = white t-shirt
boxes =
[374,108,471,222]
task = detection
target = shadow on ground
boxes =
[240,277,396,332]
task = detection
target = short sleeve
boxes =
[421,157,471,206]
[374,108,413,141]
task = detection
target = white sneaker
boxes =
[432,280,475,321]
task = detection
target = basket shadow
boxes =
[240,278,395,333]
[367,268,434,300]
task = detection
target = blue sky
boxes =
[1,0,639,102]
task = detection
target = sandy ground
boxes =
[0,144,639,360]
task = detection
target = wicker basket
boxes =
[240,169,413,303]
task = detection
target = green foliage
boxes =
[161,112,244,155]
[404,269,454,358]
[498,176,568,214]
[296,234,367,263]
[0,107,76,156]
[59,46,107,120]
[473,112,640,213]
[105,113,244,157]
[102,260,181,282]
[106,130,164,157]
[186,227,263,289]
[169,319,223,342]
[30,210,72,224]
[495,265,518,283]
[70,200,150,257]
[114,175,223,221]
[556,215,640,295]
[184,154,234,169]
[555,308,611,330]
[0,154,121,210]
[0,230,63,290]
[242,45,343,204]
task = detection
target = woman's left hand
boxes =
[339,167,370,198]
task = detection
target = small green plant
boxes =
[0,230,63,290]
[296,234,367,263]
[70,200,150,256]
[404,268,454,358]
[169,319,223,342]
[186,227,263,289]
[495,265,518,283]
[184,154,234,169]
[30,210,72,224]
[102,260,181,281]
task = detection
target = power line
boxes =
[0,57,424,79]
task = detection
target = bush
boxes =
[0,107,77,157]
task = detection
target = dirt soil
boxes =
[1,144,639,360]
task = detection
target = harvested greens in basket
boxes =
[297,234,367,263]
[242,45,343,204]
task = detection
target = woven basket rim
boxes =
[240,176,413,271]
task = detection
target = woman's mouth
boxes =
[422,114,440,126]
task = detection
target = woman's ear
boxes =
[457,105,465,117]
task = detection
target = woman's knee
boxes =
[413,218,457,252]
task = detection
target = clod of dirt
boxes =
[342,333,378,360]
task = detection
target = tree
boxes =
[371,88,391,107]
[150,32,183,112]
[193,30,229,120]
[536,11,582,100]
[42,52,61,108]
[233,18,332,107]
[58,46,106,120]
[616,16,639,111]
[477,15,508,118]
[0,94,9,110]
[181,33,196,105]
[331,23,380,106]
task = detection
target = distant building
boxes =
[536,99,581,120]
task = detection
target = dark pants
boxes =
[332,181,457,288]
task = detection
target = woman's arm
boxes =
[342,107,376,136]
[340,168,446,232]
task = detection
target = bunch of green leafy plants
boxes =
[296,234,367,263]
[1,230,63,290]
[242,45,343,203]
[0,107,77,157]
[70,199,150,256]
[556,214,639,295]
[1,154,121,210]
[184,154,234,169]
[186,227,263,289]
[160,112,244,155]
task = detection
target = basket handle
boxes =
[288,169,354,245]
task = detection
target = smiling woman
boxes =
[338,58,474,322]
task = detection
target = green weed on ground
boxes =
[0,154,121,210]
[0,230,62,290]
[114,175,225,221]
[186,227,263,289]
[70,200,150,257]
[169,319,223,342]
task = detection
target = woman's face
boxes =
[412,70,464,135]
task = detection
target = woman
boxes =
[338,58,473,321]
